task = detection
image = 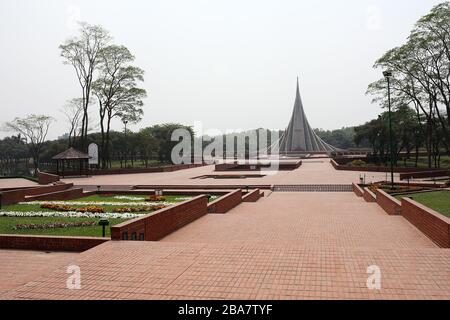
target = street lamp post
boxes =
[383,70,395,189]
[123,120,128,134]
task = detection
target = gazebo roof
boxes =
[52,147,90,160]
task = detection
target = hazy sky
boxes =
[0,0,444,139]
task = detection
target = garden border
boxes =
[0,234,109,252]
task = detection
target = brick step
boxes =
[24,188,84,201]
[272,184,353,192]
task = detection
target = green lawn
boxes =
[67,194,190,203]
[396,191,450,218]
[0,194,200,237]
[0,216,124,237]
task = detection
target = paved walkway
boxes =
[0,178,38,189]
[61,159,396,186]
[3,192,450,300]
[162,193,435,249]
[0,250,78,298]
[1,160,449,300]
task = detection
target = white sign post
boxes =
[88,143,99,166]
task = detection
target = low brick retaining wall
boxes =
[331,159,445,174]
[215,161,302,171]
[376,189,401,215]
[363,187,377,202]
[48,163,205,176]
[25,188,84,202]
[133,184,272,190]
[207,189,242,214]
[242,189,263,202]
[0,234,109,252]
[111,195,208,241]
[373,181,447,188]
[401,198,450,248]
[38,170,60,185]
[400,170,449,180]
[0,183,74,205]
[352,183,364,197]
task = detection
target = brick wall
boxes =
[0,234,109,252]
[352,183,364,197]
[0,189,26,206]
[207,189,242,214]
[133,184,272,190]
[25,188,84,201]
[51,163,205,176]
[376,189,401,215]
[363,187,377,202]
[111,195,208,241]
[38,170,60,184]
[215,161,301,171]
[0,183,73,205]
[331,159,443,173]
[401,198,450,248]
[400,170,449,180]
[242,189,262,202]
[24,183,73,196]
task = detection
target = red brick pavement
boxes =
[0,250,78,297]
[2,192,450,300]
[3,241,450,300]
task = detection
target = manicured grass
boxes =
[68,194,190,203]
[0,216,125,237]
[396,191,450,218]
[0,194,213,237]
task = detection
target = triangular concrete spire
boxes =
[279,78,337,153]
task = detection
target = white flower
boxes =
[0,211,141,219]
[113,196,145,201]
[19,201,171,206]
[174,197,193,201]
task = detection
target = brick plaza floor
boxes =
[1,160,449,299]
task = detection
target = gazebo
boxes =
[52,147,90,177]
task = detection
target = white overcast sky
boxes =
[0,0,444,139]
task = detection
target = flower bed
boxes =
[0,211,141,219]
[23,201,171,206]
[113,195,145,201]
[146,195,166,202]
[115,205,166,213]
[368,183,426,195]
[41,203,105,213]
[13,221,97,230]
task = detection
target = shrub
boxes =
[41,204,105,213]
[350,159,366,167]
[146,195,166,202]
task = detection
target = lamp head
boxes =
[383,70,392,79]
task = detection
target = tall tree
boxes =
[59,22,111,150]
[61,98,83,147]
[367,2,450,168]
[92,45,146,168]
[4,115,54,172]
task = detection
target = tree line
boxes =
[0,123,194,176]
[367,2,450,168]
[3,22,147,171]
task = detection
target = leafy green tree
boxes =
[59,22,111,149]
[4,115,54,172]
[92,44,146,168]
[146,124,194,163]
